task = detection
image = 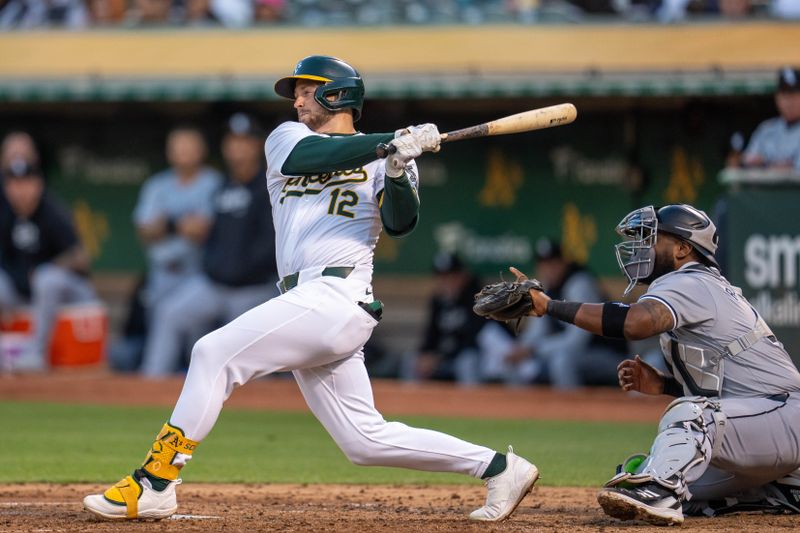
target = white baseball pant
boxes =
[170,265,496,478]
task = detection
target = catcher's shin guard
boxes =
[606,398,718,497]
[83,423,198,520]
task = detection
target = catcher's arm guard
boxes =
[472,279,545,330]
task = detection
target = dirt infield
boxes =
[1,370,797,531]
[3,482,798,533]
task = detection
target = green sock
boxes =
[134,468,170,492]
[481,453,507,479]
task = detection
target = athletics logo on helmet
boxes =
[274,55,365,121]
[613,204,719,295]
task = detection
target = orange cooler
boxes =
[0,303,107,366]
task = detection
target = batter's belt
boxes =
[279,266,354,294]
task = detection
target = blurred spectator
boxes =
[719,0,751,18]
[401,252,499,385]
[570,0,618,13]
[508,0,541,22]
[655,0,691,22]
[185,0,221,26]
[210,0,252,26]
[253,0,284,22]
[0,0,87,29]
[741,67,800,173]
[132,126,221,372]
[126,0,175,26]
[0,131,38,165]
[0,133,96,371]
[85,0,126,25]
[138,114,278,377]
[771,0,800,19]
[481,238,627,389]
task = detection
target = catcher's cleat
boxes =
[597,482,683,526]
[83,475,180,520]
[683,471,800,517]
[469,446,539,521]
[766,471,800,514]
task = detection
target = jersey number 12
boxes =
[328,188,359,218]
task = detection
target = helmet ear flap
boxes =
[313,78,364,121]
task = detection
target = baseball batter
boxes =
[498,204,800,525]
[83,55,538,522]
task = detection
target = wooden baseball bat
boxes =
[376,103,577,158]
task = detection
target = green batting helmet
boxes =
[274,55,365,121]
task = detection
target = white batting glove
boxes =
[384,133,423,178]
[395,123,441,153]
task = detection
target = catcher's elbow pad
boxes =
[601,302,630,338]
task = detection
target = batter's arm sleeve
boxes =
[378,171,420,237]
[282,133,395,175]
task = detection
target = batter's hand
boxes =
[385,133,423,178]
[395,124,441,153]
[509,267,549,317]
[617,355,664,395]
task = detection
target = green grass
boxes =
[0,401,655,486]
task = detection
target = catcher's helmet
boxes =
[274,55,365,121]
[614,204,719,295]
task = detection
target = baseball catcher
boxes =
[477,204,800,525]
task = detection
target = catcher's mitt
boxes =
[473,279,544,324]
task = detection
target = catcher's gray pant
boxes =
[634,393,800,500]
[140,273,278,377]
[169,265,497,477]
[687,393,800,499]
[0,264,96,365]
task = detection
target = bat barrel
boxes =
[486,103,577,136]
[375,103,577,158]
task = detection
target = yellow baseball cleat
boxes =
[83,422,197,520]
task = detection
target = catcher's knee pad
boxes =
[141,423,198,481]
[639,397,721,498]
[603,452,651,489]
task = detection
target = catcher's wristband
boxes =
[546,300,581,324]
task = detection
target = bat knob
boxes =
[376,142,397,159]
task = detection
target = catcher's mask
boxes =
[274,55,365,122]
[614,204,719,295]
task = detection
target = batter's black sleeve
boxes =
[282,133,395,175]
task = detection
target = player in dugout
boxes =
[83,55,538,522]
[475,203,800,525]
